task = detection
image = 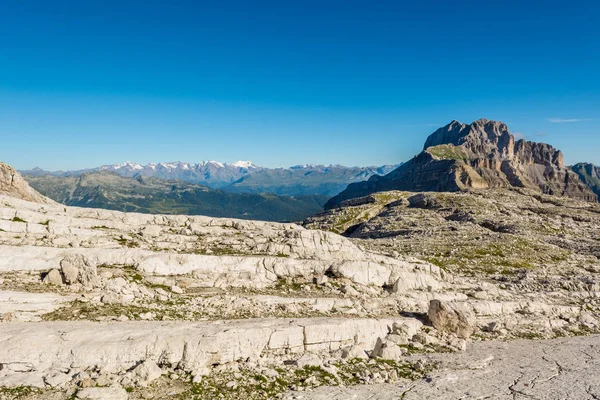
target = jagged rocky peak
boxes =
[423,118,567,169]
[423,118,567,168]
[0,161,51,203]
[424,118,514,159]
[325,119,597,209]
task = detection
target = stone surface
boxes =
[0,318,410,376]
[283,334,600,400]
[60,255,97,286]
[128,360,163,387]
[42,269,63,285]
[76,387,129,400]
[428,300,475,339]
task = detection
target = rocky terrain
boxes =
[327,119,597,208]
[0,161,452,399]
[22,171,329,222]
[3,154,600,400]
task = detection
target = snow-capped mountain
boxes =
[20,161,400,195]
[96,160,261,187]
[22,161,262,188]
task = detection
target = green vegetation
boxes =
[11,216,26,223]
[178,359,431,400]
[0,386,40,398]
[426,144,471,160]
[423,237,570,276]
[115,236,139,248]
[91,225,110,229]
[40,219,50,226]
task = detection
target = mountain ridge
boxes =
[326,118,597,208]
[21,161,400,196]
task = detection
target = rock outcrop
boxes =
[326,119,597,208]
[428,300,475,339]
[0,162,52,204]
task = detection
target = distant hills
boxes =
[23,171,330,222]
[326,119,598,209]
[22,161,399,197]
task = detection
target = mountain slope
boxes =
[326,119,596,208]
[223,164,399,196]
[0,161,52,203]
[23,171,329,222]
[571,163,600,198]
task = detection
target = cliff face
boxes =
[571,163,600,198]
[0,161,51,203]
[326,119,597,209]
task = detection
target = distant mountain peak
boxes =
[231,160,255,168]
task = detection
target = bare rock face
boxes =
[428,300,475,339]
[326,119,597,208]
[571,162,600,198]
[0,162,52,204]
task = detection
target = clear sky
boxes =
[1,0,599,170]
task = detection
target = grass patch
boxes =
[426,144,471,160]
[11,216,26,223]
[0,386,41,398]
[179,359,431,400]
[114,236,139,248]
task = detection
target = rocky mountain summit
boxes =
[326,119,596,208]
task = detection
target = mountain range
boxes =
[21,161,399,196]
[326,118,598,208]
[23,171,329,222]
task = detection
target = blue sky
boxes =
[1,0,599,170]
